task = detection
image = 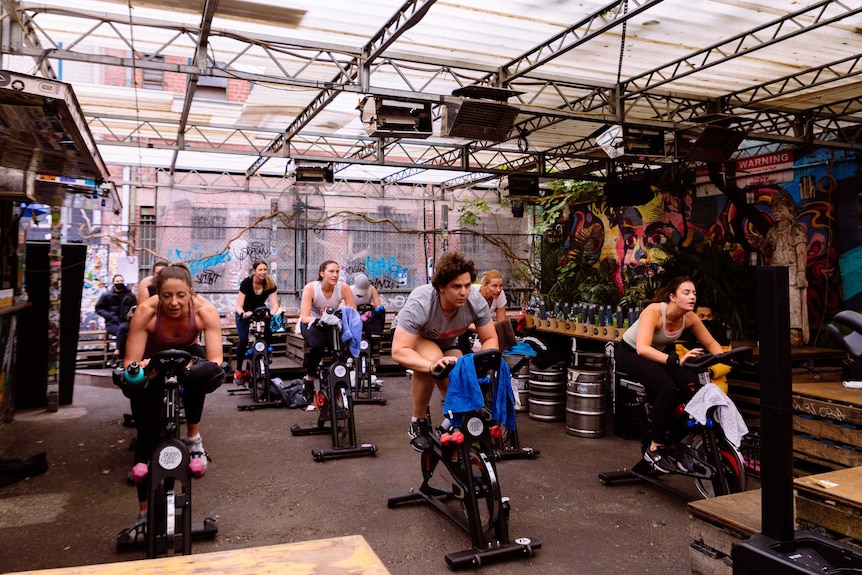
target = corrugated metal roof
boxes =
[3,0,862,185]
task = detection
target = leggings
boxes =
[234,312,272,372]
[129,344,208,503]
[615,343,697,444]
[300,321,332,380]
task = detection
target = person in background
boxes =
[477,269,508,321]
[456,269,508,354]
[299,260,356,407]
[350,273,381,309]
[137,260,169,305]
[615,276,723,474]
[234,260,279,382]
[95,274,137,368]
[390,251,498,451]
[119,263,225,542]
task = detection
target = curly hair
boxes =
[431,252,477,289]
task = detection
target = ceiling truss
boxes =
[1,0,861,189]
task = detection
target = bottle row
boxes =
[525,299,642,329]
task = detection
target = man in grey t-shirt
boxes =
[391,251,497,451]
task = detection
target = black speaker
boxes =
[604,173,653,207]
[507,173,539,197]
[14,242,86,408]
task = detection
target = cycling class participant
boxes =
[350,273,381,308]
[121,263,225,539]
[299,260,356,408]
[233,260,279,381]
[615,276,724,473]
[477,269,508,322]
[457,269,508,354]
[390,251,498,451]
[137,260,169,305]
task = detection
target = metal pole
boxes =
[757,265,794,542]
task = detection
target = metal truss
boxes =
[3,0,862,189]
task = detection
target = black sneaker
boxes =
[408,419,432,452]
[644,446,676,474]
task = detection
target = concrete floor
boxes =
[0,368,759,574]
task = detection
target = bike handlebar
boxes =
[431,349,502,380]
[684,346,754,371]
[146,349,194,382]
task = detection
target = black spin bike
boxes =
[387,349,541,570]
[353,303,386,405]
[114,350,219,557]
[229,306,281,410]
[290,308,378,461]
[599,346,753,499]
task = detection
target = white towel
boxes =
[684,383,749,448]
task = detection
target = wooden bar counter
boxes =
[8,536,392,575]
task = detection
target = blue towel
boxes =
[507,341,537,357]
[340,307,363,358]
[443,354,517,431]
[492,359,517,431]
[443,355,485,422]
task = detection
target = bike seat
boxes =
[828,310,862,361]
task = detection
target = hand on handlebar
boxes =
[319,308,340,326]
[679,347,704,366]
[430,357,456,379]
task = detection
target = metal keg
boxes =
[565,368,609,438]
[528,363,566,422]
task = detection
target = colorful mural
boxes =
[558,150,859,342]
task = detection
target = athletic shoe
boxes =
[184,435,209,477]
[117,514,147,548]
[302,379,316,409]
[643,446,676,474]
[233,370,243,385]
[408,419,432,452]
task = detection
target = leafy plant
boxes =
[456,197,490,228]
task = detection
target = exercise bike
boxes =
[387,349,541,570]
[114,350,218,557]
[598,346,753,499]
[290,308,378,461]
[353,303,386,405]
[229,306,281,411]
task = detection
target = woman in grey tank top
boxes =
[298,260,356,408]
[615,276,724,474]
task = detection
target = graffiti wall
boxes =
[560,149,860,339]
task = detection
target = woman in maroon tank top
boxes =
[119,263,224,540]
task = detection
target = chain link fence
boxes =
[132,219,534,318]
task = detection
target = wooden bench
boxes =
[8,535,391,575]
[688,489,765,575]
[75,330,115,369]
[727,346,844,420]
[795,466,862,543]
[792,382,862,470]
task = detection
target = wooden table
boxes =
[687,489,764,575]
[792,382,862,469]
[795,467,862,541]
[9,536,392,575]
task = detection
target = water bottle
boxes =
[125,362,145,385]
